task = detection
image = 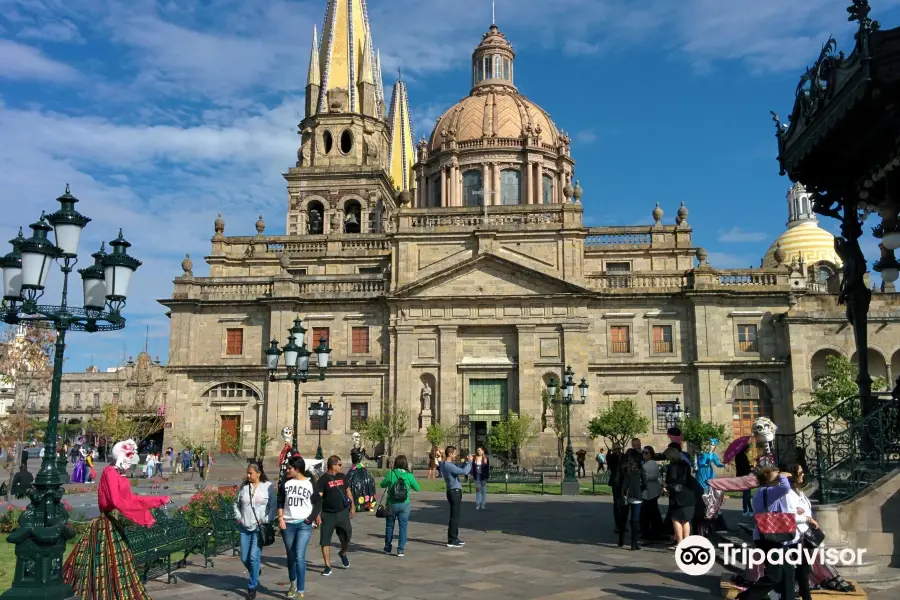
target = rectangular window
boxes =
[311,412,328,431]
[610,326,630,354]
[28,392,37,410]
[74,393,81,409]
[93,393,100,408]
[112,392,120,404]
[311,327,330,348]
[652,325,674,354]
[737,324,758,353]
[358,266,381,274]
[605,262,631,273]
[655,401,677,433]
[351,327,369,353]
[226,328,243,355]
[350,403,368,429]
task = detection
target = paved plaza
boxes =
[148,492,723,600]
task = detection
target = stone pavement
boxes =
[148,492,723,600]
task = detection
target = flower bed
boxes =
[179,486,237,528]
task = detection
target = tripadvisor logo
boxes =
[674,535,867,576]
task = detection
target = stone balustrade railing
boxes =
[209,234,391,258]
[199,280,274,300]
[172,275,386,301]
[716,271,780,286]
[587,273,688,290]
[584,269,789,291]
[585,227,654,248]
[296,276,385,296]
[399,204,575,231]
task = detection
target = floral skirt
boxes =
[63,513,152,600]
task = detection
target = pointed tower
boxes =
[286,0,397,236]
[305,26,321,119]
[387,76,415,192]
[375,50,386,119]
[317,0,379,116]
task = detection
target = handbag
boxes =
[248,483,276,547]
[802,526,825,547]
[753,488,796,543]
[374,485,391,519]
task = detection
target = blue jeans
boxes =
[239,527,262,590]
[282,521,313,592]
[742,489,752,513]
[384,503,410,552]
[474,480,487,506]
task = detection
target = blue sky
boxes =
[1,0,898,372]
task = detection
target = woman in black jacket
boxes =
[616,448,646,550]
[734,445,753,515]
[664,442,694,550]
[606,444,623,532]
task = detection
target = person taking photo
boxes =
[438,445,472,547]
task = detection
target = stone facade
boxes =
[157,10,900,462]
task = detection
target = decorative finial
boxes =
[398,68,402,81]
[563,179,574,202]
[676,201,689,226]
[774,243,786,266]
[696,247,708,266]
[65,183,70,194]
[573,180,583,203]
[181,253,193,277]
[847,1,879,34]
[256,215,265,236]
[214,212,225,236]
[652,202,663,224]
[770,111,786,136]
[492,0,496,25]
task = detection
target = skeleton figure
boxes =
[347,431,375,512]
[751,416,777,469]
[278,426,299,494]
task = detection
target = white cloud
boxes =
[574,129,598,145]
[0,39,80,81]
[718,226,768,243]
[17,19,83,43]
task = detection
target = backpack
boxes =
[390,470,409,503]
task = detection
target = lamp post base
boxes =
[315,446,324,461]
[560,480,581,496]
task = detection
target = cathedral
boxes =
[159,0,900,460]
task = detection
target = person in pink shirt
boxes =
[64,439,170,599]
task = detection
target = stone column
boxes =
[493,164,501,206]
[561,322,590,442]
[395,325,415,425]
[441,167,447,207]
[438,326,459,426]
[417,171,425,207]
[481,163,490,207]
[536,162,544,205]
[558,170,566,204]
[522,161,531,205]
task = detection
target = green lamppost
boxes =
[266,317,331,451]
[548,366,588,496]
[308,396,333,460]
[0,185,140,600]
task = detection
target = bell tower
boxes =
[286,0,397,236]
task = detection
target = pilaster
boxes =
[438,325,459,426]
[516,325,539,419]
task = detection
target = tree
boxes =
[587,400,649,449]
[256,429,273,461]
[486,412,538,465]
[681,418,729,451]
[541,389,568,457]
[425,423,455,450]
[795,354,888,422]
[0,325,55,460]
[88,404,164,453]
[358,405,411,468]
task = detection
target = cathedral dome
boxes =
[428,25,560,153]
[761,183,842,269]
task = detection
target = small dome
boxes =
[762,221,842,268]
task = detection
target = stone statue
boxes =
[421,382,432,410]
[330,212,340,232]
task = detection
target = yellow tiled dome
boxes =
[762,221,843,268]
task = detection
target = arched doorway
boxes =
[850,349,889,387]
[732,379,774,439]
[810,348,842,389]
[307,200,324,234]
[203,383,258,453]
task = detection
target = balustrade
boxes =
[717,272,779,286]
[584,231,652,248]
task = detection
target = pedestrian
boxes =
[664,442,695,550]
[206,452,214,478]
[316,455,354,576]
[86,450,96,483]
[234,461,276,599]
[279,456,320,599]
[606,444,623,532]
[616,448,646,550]
[144,453,156,479]
[640,446,664,541]
[379,455,420,557]
[427,446,438,480]
[166,447,175,472]
[735,445,753,516]
[471,446,490,510]
[735,467,795,600]
[198,453,206,479]
[631,438,642,452]
[438,445,472,547]
[575,448,587,477]
[596,449,605,473]
[155,453,164,477]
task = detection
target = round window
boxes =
[322,131,333,154]
[340,130,353,154]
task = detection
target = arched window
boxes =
[203,382,258,401]
[500,169,521,205]
[462,170,484,207]
[307,200,324,234]
[732,379,773,439]
[484,55,493,79]
[344,199,362,233]
[542,174,553,204]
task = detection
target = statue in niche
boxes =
[244,244,254,258]
[308,208,323,234]
[421,382,432,411]
[330,211,340,232]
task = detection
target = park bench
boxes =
[124,509,201,584]
[487,470,545,494]
[410,457,430,471]
[591,471,611,494]
[531,461,562,478]
[200,496,239,567]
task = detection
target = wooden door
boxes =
[220,415,241,453]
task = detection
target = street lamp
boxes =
[547,365,588,496]
[266,316,331,450]
[308,396,333,460]
[0,185,140,600]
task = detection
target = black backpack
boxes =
[390,470,409,503]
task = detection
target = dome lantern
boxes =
[471,24,516,91]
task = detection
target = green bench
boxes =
[479,470,545,494]
[124,509,202,584]
[410,458,430,471]
[591,471,611,494]
[531,462,562,477]
[201,496,239,567]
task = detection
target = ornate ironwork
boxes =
[794,38,842,125]
[847,0,880,34]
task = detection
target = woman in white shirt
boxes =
[783,461,818,600]
[233,462,276,599]
[277,455,322,599]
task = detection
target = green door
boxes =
[468,379,508,452]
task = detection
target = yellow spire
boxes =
[360,31,374,84]
[307,25,321,88]
[387,76,415,191]
[318,0,378,115]
[375,49,385,117]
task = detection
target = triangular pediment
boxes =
[392,253,590,298]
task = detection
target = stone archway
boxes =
[850,348,889,387]
[810,348,843,389]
